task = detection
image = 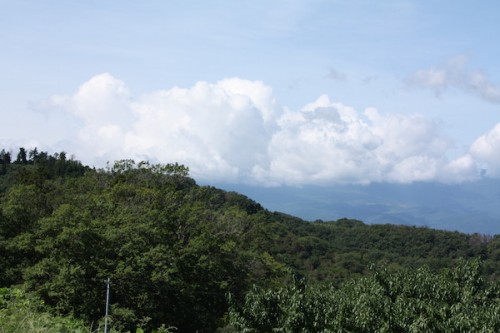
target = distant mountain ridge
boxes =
[215,179,500,235]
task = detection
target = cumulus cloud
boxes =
[126,79,279,182]
[469,123,500,177]
[37,73,491,185]
[407,56,500,103]
[258,95,476,185]
[48,73,134,159]
[48,74,280,183]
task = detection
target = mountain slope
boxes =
[217,180,500,234]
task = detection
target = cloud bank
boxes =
[8,73,500,186]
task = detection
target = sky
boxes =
[2,0,500,187]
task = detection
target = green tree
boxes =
[228,259,500,332]
[15,147,28,164]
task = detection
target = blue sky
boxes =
[2,0,500,186]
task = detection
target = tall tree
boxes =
[15,147,27,164]
[29,148,39,163]
[0,149,11,165]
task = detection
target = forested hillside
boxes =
[1,148,499,332]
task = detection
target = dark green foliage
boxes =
[0,150,10,176]
[0,147,499,332]
[15,147,28,164]
[0,153,264,332]
[0,149,11,165]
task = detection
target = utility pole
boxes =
[104,277,110,333]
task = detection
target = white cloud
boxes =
[407,56,500,103]
[469,123,500,177]
[52,73,132,125]
[125,79,278,182]
[34,73,493,185]
[258,96,474,185]
[468,72,500,103]
[409,69,449,96]
[43,75,278,182]
[262,96,380,185]
[439,154,478,183]
[49,73,134,160]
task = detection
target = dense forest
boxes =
[1,148,499,332]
